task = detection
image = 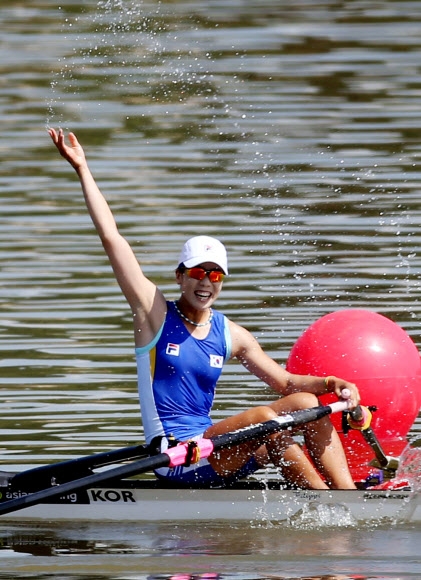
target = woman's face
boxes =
[176,262,224,311]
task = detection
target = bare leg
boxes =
[301,416,356,489]
[264,430,329,489]
[206,408,329,489]
[205,394,356,490]
[205,405,278,474]
[268,393,356,489]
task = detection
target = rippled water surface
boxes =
[1,0,421,578]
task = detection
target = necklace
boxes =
[174,301,213,327]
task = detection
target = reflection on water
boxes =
[0,0,421,576]
[0,520,420,578]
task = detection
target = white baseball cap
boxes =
[178,235,228,274]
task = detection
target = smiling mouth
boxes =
[195,291,211,300]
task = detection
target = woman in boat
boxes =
[49,128,360,490]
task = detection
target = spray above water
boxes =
[392,444,421,491]
[288,502,357,529]
[46,0,166,128]
[45,0,221,132]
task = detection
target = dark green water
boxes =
[0,0,420,578]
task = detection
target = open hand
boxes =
[48,128,87,170]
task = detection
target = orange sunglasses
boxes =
[183,267,225,283]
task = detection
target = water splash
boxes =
[394,443,421,491]
[46,0,162,128]
[288,501,357,529]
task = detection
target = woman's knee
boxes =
[270,391,319,414]
[291,392,319,409]
[250,405,279,423]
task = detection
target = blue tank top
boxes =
[135,301,232,443]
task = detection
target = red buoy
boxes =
[286,309,421,481]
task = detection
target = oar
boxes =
[346,405,399,473]
[0,399,350,517]
[9,443,151,492]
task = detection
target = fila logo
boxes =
[166,343,180,356]
[210,354,223,368]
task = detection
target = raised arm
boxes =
[48,128,166,347]
[228,319,360,408]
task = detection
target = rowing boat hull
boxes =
[1,480,419,524]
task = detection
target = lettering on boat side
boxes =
[88,489,136,503]
[363,492,408,500]
[58,493,78,503]
[3,490,29,499]
[293,490,321,501]
[0,490,80,503]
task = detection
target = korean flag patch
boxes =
[210,354,223,368]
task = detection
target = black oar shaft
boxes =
[211,405,334,450]
[10,444,149,492]
[361,428,389,468]
[0,454,171,516]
